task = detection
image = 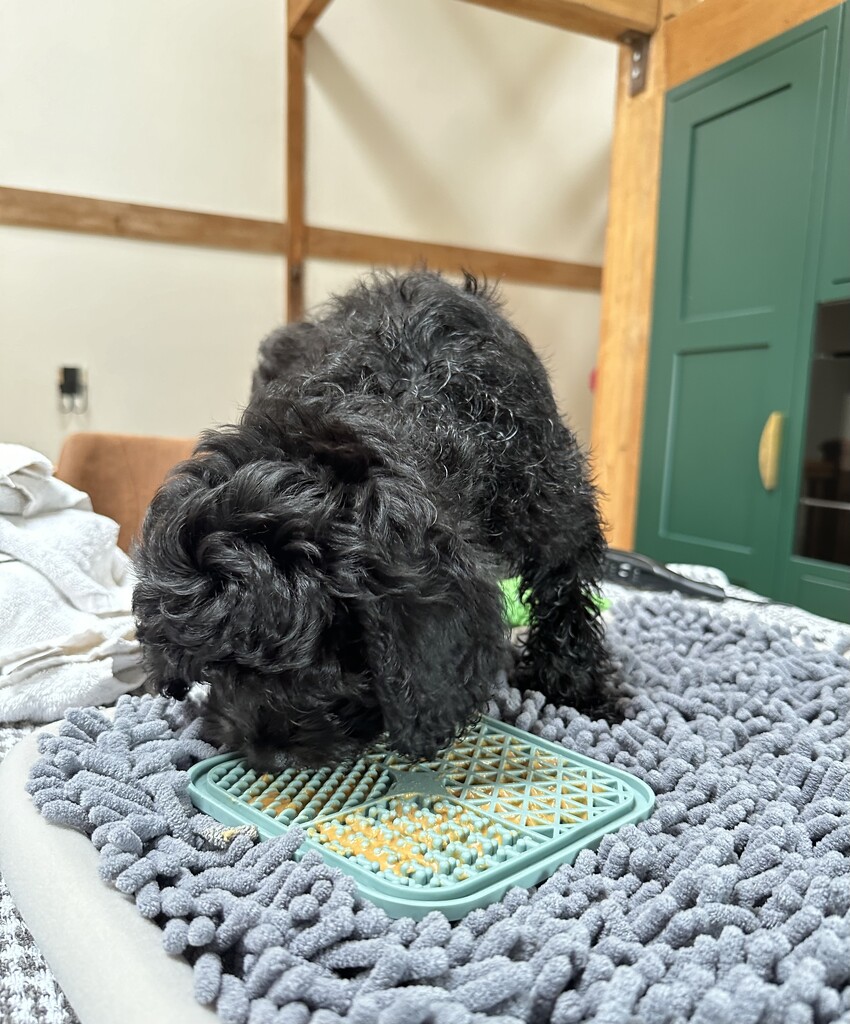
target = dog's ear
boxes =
[133,455,338,688]
[361,530,507,760]
[242,397,384,486]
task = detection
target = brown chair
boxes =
[55,432,196,552]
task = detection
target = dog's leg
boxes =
[494,428,615,718]
[514,547,613,718]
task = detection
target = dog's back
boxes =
[251,321,332,397]
[254,271,562,464]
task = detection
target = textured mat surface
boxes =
[11,593,850,1024]
[21,593,850,1023]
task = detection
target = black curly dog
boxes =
[133,271,612,767]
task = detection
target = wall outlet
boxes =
[58,366,85,397]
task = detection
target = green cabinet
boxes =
[818,10,850,302]
[636,5,850,622]
[779,8,850,621]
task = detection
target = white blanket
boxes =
[0,444,144,722]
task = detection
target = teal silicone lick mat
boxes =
[188,717,654,921]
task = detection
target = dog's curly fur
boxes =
[133,271,611,768]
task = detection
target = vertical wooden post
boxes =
[286,14,306,322]
[589,30,667,548]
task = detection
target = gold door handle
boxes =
[758,412,784,491]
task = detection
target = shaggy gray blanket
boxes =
[26,593,850,1024]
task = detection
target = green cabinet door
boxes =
[818,8,850,302]
[636,10,842,597]
[779,9,850,622]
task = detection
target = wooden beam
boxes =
[660,0,702,20]
[0,187,600,294]
[589,32,666,548]
[306,225,603,291]
[286,19,307,320]
[665,0,843,88]
[0,187,287,253]
[288,0,333,40]
[459,0,658,42]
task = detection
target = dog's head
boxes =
[133,394,506,768]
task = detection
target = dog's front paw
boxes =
[512,653,622,723]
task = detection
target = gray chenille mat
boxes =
[13,591,850,1024]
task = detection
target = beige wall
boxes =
[0,0,616,462]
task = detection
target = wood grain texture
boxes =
[589,32,666,548]
[0,185,600,292]
[459,0,658,40]
[306,225,603,290]
[660,0,702,20]
[286,26,307,320]
[288,0,333,39]
[666,0,843,87]
[0,187,287,253]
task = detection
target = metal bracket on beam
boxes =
[621,31,650,96]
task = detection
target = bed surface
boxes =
[1,580,847,1024]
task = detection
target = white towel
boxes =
[0,444,145,723]
[0,443,91,517]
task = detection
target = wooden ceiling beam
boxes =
[306,225,602,291]
[289,0,334,40]
[288,0,660,44]
[458,0,658,41]
[0,187,288,254]
[665,0,843,88]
